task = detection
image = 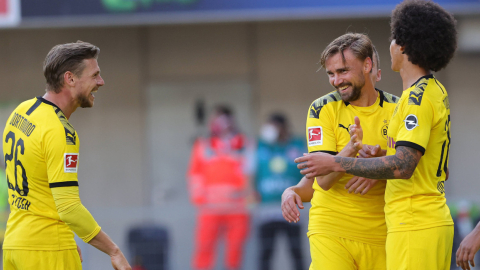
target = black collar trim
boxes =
[411,74,434,88]
[36,96,63,113]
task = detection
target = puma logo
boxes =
[409,92,423,105]
[410,94,420,103]
[338,124,350,132]
[310,104,322,119]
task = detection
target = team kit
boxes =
[2,0,476,270]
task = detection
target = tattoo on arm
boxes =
[334,146,421,179]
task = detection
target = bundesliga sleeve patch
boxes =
[308,126,323,146]
[64,153,79,173]
[404,114,419,131]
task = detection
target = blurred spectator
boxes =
[187,106,250,270]
[253,113,305,270]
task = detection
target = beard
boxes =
[336,76,365,103]
[78,92,94,108]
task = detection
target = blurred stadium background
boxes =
[1,0,480,269]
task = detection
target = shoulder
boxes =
[407,75,446,106]
[308,91,343,119]
[377,89,399,105]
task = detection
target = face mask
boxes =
[260,124,279,144]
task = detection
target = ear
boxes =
[376,69,382,82]
[364,57,373,73]
[63,71,76,87]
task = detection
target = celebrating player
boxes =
[282,33,398,270]
[296,1,457,269]
[2,41,131,270]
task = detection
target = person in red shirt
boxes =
[187,106,250,270]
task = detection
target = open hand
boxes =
[281,188,304,223]
[456,227,480,270]
[349,116,363,151]
[344,176,379,195]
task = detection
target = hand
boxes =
[456,227,480,270]
[111,249,132,270]
[358,144,384,158]
[344,176,379,195]
[349,117,363,151]
[295,152,336,179]
[281,188,304,223]
[77,244,83,263]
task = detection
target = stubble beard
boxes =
[337,77,365,103]
[78,92,94,108]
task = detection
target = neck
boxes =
[349,84,378,107]
[42,89,78,119]
[399,60,430,90]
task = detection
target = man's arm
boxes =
[89,230,131,270]
[314,141,358,191]
[314,117,364,190]
[333,146,421,179]
[457,221,480,270]
[51,187,131,270]
[344,144,385,195]
[296,145,422,180]
[281,176,313,223]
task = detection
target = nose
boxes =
[97,75,105,86]
[332,74,344,87]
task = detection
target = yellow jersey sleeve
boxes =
[306,95,337,154]
[394,82,434,155]
[51,186,101,243]
[44,115,79,187]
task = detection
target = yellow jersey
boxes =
[3,97,80,250]
[306,89,398,246]
[385,74,453,232]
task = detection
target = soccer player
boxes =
[2,41,131,270]
[295,1,457,269]
[282,33,398,270]
[456,220,480,270]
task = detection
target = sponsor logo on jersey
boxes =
[64,153,79,173]
[308,126,323,146]
[387,135,396,148]
[404,114,419,131]
[338,123,350,133]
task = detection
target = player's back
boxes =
[306,90,398,245]
[3,97,78,250]
[385,74,453,232]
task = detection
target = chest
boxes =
[333,109,391,152]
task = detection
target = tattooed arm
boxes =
[296,146,422,180]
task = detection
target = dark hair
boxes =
[269,113,287,127]
[390,0,457,72]
[43,41,100,93]
[320,33,374,71]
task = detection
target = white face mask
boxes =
[260,124,279,144]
